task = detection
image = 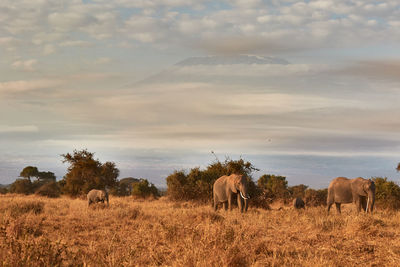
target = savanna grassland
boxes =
[1,194,400,267]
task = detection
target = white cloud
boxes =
[11,59,38,71]
[0,125,39,133]
[0,79,62,93]
[59,40,93,47]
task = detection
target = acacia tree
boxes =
[61,149,119,196]
[20,166,39,181]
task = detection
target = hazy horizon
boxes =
[1,0,400,188]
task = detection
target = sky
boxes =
[1,0,400,188]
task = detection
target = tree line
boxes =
[2,149,400,209]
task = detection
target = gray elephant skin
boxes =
[213,174,250,213]
[327,177,375,214]
[293,197,305,209]
[87,189,109,206]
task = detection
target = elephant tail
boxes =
[326,188,334,205]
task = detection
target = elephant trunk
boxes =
[368,193,375,213]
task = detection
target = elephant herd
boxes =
[87,174,376,214]
[211,174,375,214]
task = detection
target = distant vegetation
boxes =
[3,149,400,210]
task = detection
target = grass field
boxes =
[1,194,400,266]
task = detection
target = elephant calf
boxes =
[87,189,109,206]
[293,197,305,209]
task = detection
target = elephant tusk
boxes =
[240,191,249,200]
[366,197,369,212]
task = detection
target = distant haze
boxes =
[1,0,400,188]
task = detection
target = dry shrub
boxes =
[197,210,224,223]
[1,237,67,267]
[6,200,44,218]
[35,182,60,198]
[5,215,44,239]
[116,206,141,220]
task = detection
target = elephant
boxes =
[327,177,375,214]
[293,197,305,209]
[213,174,250,213]
[87,189,109,207]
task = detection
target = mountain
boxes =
[175,55,289,66]
[132,54,290,86]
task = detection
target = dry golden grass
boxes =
[1,194,400,266]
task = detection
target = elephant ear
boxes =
[229,175,239,193]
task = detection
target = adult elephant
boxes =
[213,174,250,212]
[87,189,109,207]
[327,177,375,214]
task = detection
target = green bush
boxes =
[132,179,159,198]
[0,187,8,194]
[373,177,400,210]
[9,179,33,195]
[257,174,289,200]
[304,188,328,206]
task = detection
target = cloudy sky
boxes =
[1,0,400,188]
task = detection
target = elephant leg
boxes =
[327,202,332,213]
[223,202,227,210]
[360,197,367,212]
[335,203,341,214]
[213,199,218,211]
[228,193,232,211]
[237,193,243,213]
[354,197,361,213]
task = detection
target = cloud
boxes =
[43,44,56,55]
[0,79,63,93]
[59,40,93,47]
[0,125,38,133]
[11,59,38,71]
[335,60,400,82]
[94,57,112,65]
[48,12,97,32]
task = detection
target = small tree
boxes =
[61,149,119,196]
[257,174,289,200]
[20,166,39,181]
[397,163,400,172]
[131,179,159,198]
[38,171,56,182]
